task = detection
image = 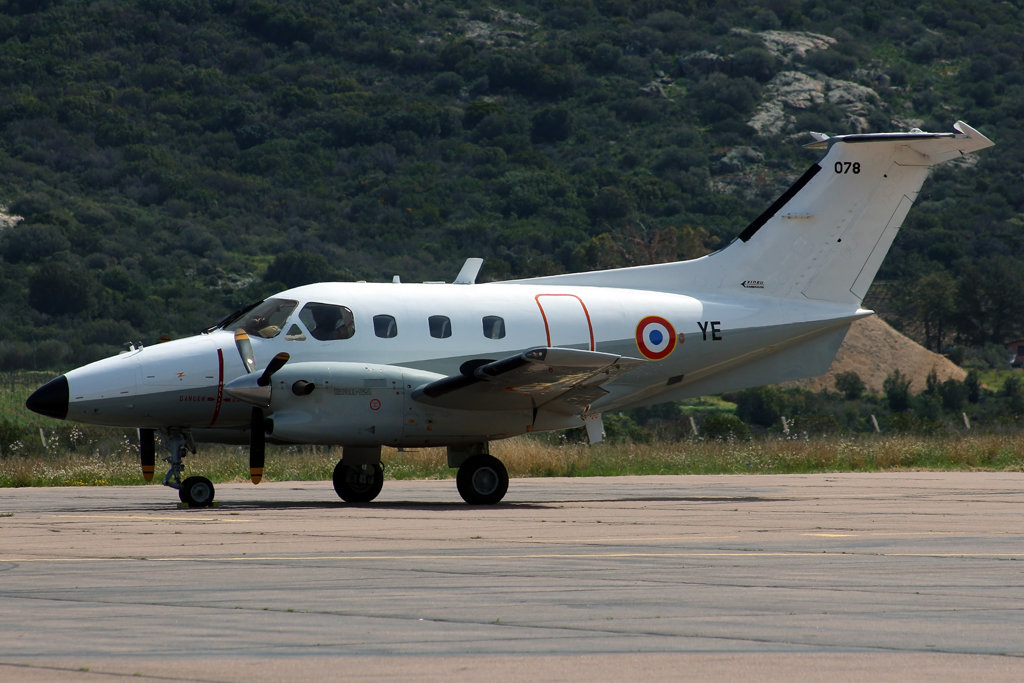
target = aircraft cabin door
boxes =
[535,294,595,350]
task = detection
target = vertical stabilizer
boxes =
[512,122,993,305]
[734,120,993,305]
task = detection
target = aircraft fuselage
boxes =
[36,279,854,447]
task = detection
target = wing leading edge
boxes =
[412,347,644,415]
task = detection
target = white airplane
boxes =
[26,121,992,506]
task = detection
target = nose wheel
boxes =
[179,476,215,507]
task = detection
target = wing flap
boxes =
[412,347,644,412]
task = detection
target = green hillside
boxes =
[1,0,1022,370]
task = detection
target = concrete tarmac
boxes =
[1,472,1023,681]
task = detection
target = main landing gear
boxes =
[332,461,384,503]
[449,443,509,505]
[328,443,510,505]
[456,454,509,505]
[156,428,215,508]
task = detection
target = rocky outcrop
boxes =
[458,8,537,46]
[734,29,836,62]
[748,70,883,136]
[712,146,765,174]
[0,206,23,231]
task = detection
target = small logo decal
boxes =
[369,398,382,411]
[635,316,677,360]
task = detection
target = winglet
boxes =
[454,258,484,284]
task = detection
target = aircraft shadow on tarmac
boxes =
[211,499,547,511]
[29,494,783,515]
[205,495,783,511]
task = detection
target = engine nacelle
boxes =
[260,360,537,447]
[264,361,442,445]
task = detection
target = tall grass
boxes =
[1,433,1022,488]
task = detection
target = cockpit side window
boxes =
[224,298,298,339]
[299,302,355,341]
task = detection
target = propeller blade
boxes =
[257,352,290,387]
[234,329,256,374]
[139,428,155,482]
[250,407,265,484]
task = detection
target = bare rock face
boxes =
[691,29,889,197]
[748,71,882,136]
[675,29,884,136]
[826,79,882,132]
[737,29,837,63]
[748,71,825,135]
[712,146,765,174]
[677,50,726,77]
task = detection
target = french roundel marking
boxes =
[369,398,382,411]
[635,315,677,360]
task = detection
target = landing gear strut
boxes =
[160,429,215,507]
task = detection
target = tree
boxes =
[965,370,982,404]
[908,270,957,351]
[530,107,572,144]
[28,262,96,316]
[955,256,1024,345]
[939,379,968,411]
[834,371,866,400]
[734,386,785,427]
[1001,375,1024,414]
[701,413,750,440]
[883,369,912,412]
[263,252,338,288]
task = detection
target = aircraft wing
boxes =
[411,347,644,414]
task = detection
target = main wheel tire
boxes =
[179,476,215,507]
[332,461,384,503]
[456,454,508,505]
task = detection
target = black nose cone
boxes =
[26,375,69,420]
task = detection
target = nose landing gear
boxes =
[159,428,215,507]
[178,475,215,507]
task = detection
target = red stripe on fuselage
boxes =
[209,348,225,427]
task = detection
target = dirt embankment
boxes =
[786,315,966,394]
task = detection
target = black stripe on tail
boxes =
[738,163,821,243]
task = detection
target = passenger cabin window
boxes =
[374,314,397,338]
[429,315,451,339]
[482,315,505,340]
[299,303,355,341]
[226,298,297,339]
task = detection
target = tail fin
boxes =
[517,121,993,305]
[721,120,993,304]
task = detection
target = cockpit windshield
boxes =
[224,298,298,339]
